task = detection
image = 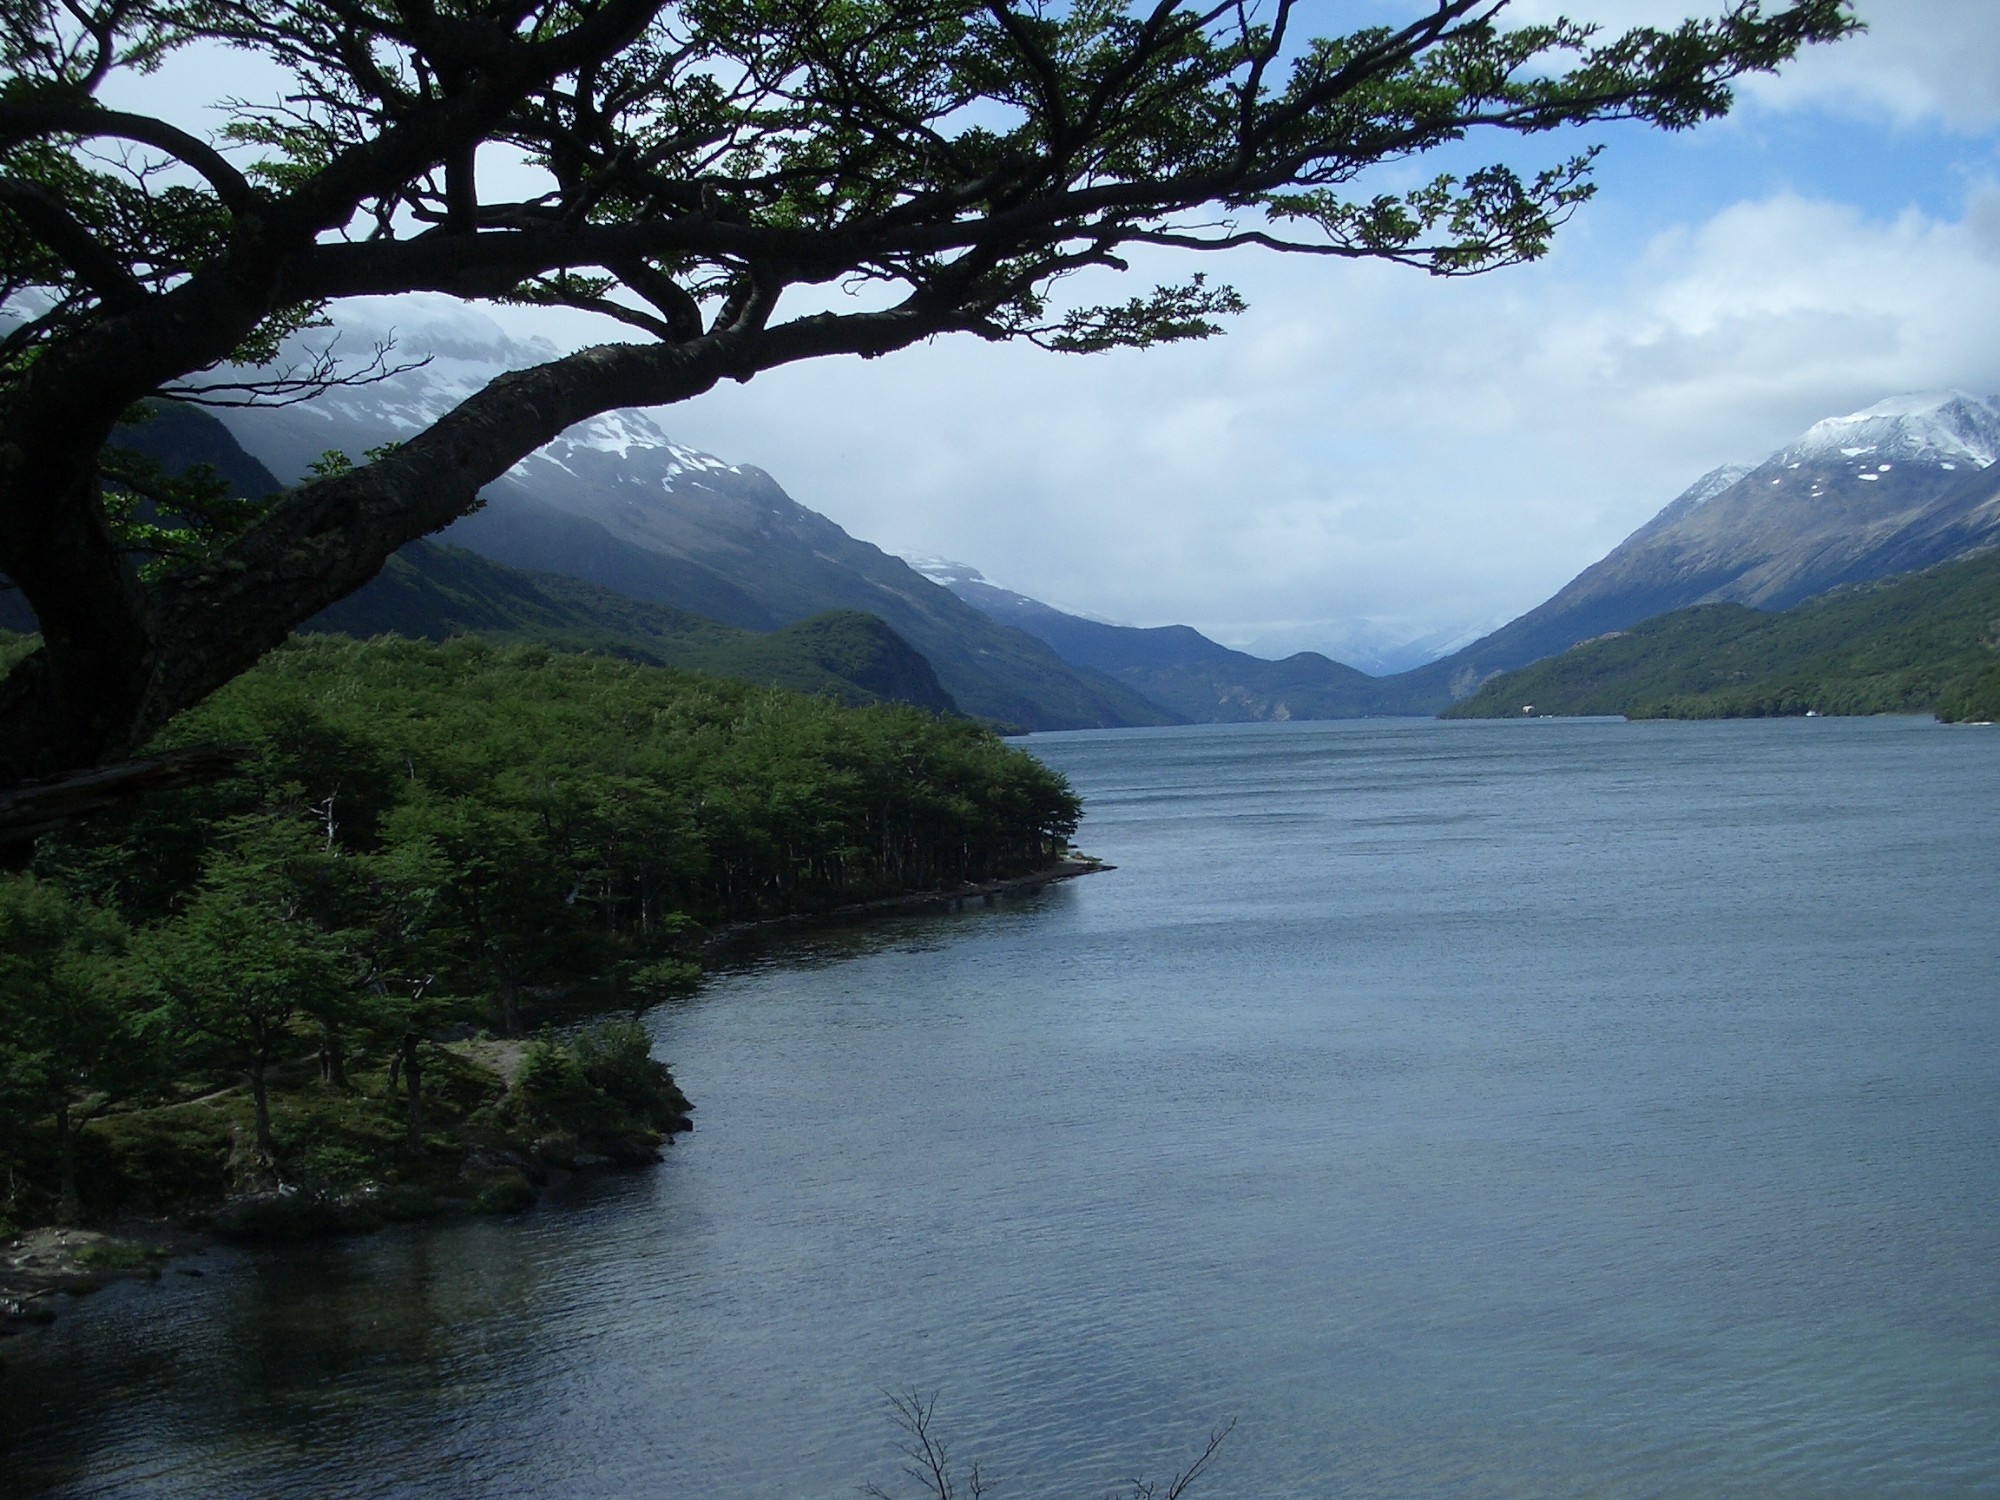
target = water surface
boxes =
[6,717,1997,1497]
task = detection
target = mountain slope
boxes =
[213,307,1178,731]
[26,404,960,713]
[1399,392,2000,704]
[1443,545,2000,723]
[309,540,960,712]
[916,561,1407,720]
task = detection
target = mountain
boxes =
[917,390,2000,722]
[1402,392,2000,704]
[211,305,1176,732]
[1442,544,2000,724]
[1241,617,1498,677]
[911,560,1405,721]
[310,541,959,713]
[13,403,962,713]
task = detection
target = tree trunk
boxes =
[495,970,522,1038]
[400,1033,425,1148]
[319,1023,350,1089]
[55,1101,79,1227]
[249,1053,275,1159]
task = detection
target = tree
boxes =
[863,1392,1234,1500]
[138,821,350,1162]
[0,871,145,1223]
[0,0,1855,792]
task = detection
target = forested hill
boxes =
[2,635,1083,1232]
[1443,546,2000,723]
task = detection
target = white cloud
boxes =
[1744,0,2000,131]
[656,187,2000,652]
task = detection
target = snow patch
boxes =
[1784,391,2000,469]
[1676,463,1755,512]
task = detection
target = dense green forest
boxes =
[1444,548,2000,722]
[0,634,1080,1237]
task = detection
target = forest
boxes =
[1444,547,2000,723]
[0,633,1082,1237]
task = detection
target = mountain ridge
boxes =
[211,311,1178,731]
[1392,390,2000,705]
[911,559,1408,720]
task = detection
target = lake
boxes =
[5,716,1998,1497]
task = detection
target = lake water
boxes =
[5,716,1999,1498]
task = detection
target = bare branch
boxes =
[160,339,433,409]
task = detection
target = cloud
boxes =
[1743,0,2000,131]
[1502,0,2000,132]
[655,186,2000,651]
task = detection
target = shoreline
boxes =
[1,856,1112,1339]
[698,853,1114,955]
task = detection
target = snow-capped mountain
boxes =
[1398,390,2000,700]
[209,302,1174,731]
[1778,391,2000,470]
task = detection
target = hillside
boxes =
[1444,546,2000,723]
[24,404,964,716]
[213,307,1178,731]
[1405,393,2000,704]
[917,561,1418,720]
[308,541,960,713]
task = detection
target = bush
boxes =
[512,1022,692,1162]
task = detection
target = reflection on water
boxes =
[5,717,1999,1498]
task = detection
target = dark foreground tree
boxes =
[0,0,1854,790]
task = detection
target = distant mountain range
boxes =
[207,309,1173,733]
[918,391,2000,720]
[908,560,1407,720]
[12,297,1996,733]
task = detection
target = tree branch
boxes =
[0,177,152,311]
[0,103,258,211]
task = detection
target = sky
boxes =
[107,1,2000,666]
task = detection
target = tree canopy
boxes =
[0,0,1855,790]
